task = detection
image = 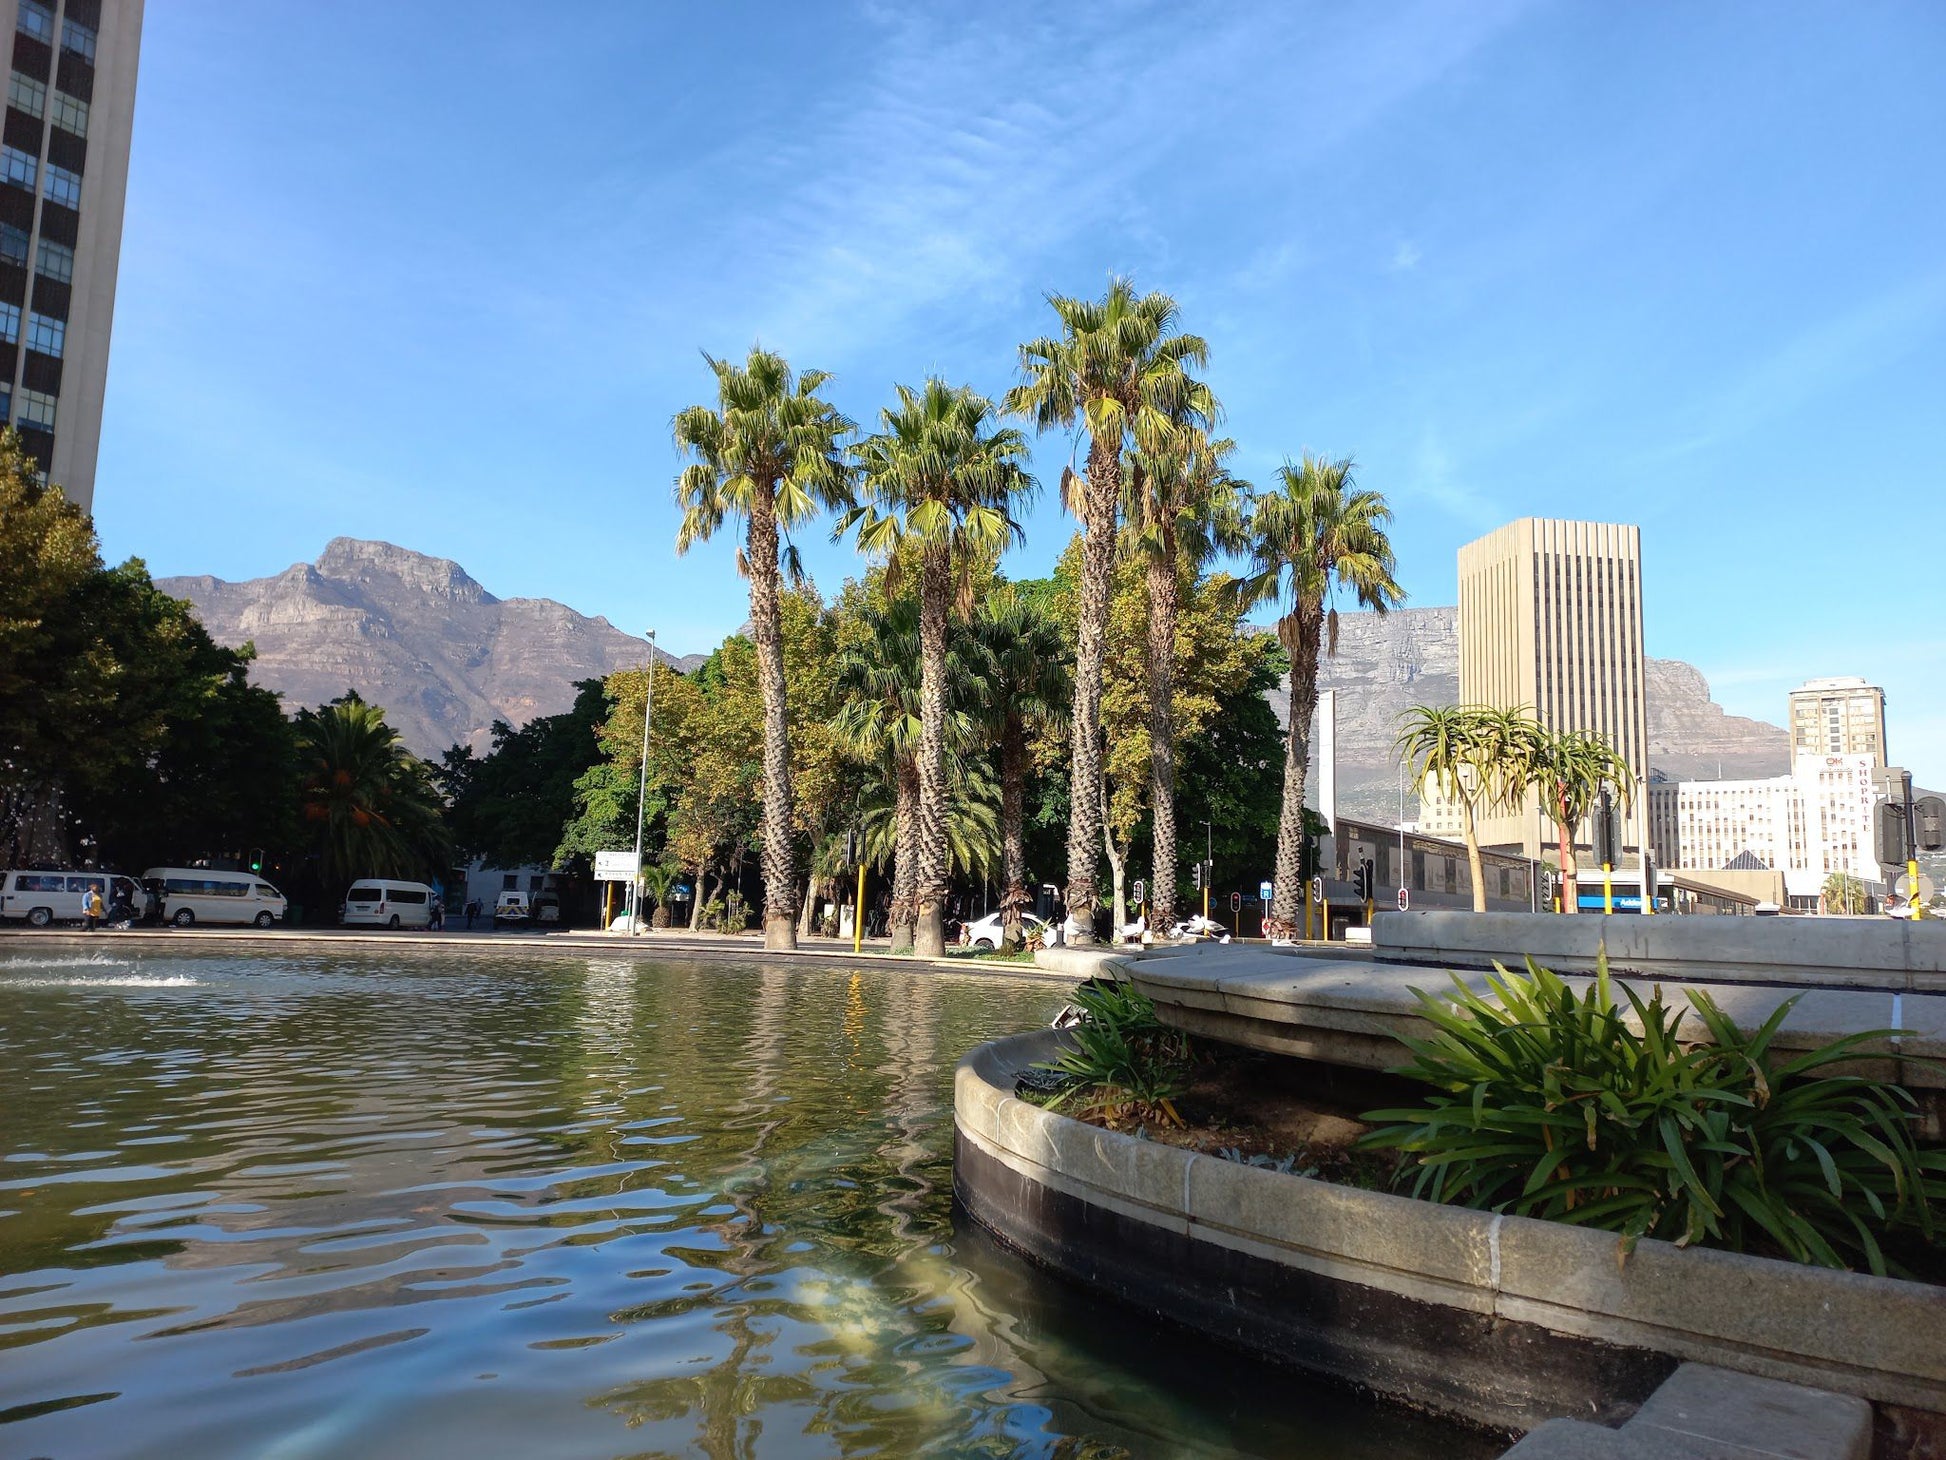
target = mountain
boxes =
[1267,607,1788,823]
[160,539,692,756]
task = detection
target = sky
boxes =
[92,2,1946,785]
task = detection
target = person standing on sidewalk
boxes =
[82,886,104,932]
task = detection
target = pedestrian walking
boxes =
[464,898,479,930]
[82,886,104,932]
[430,898,445,932]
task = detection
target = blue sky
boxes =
[94,2,1946,784]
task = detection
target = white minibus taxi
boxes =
[341,879,437,929]
[1,870,145,926]
[145,868,287,928]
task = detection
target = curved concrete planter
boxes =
[955,1028,1946,1437]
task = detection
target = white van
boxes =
[146,867,287,928]
[1,870,146,926]
[342,879,436,929]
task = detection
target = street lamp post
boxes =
[1201,819,1212,922]
[629,630,657,936]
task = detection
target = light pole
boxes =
[629,630,657,936]
[1201,819,1212,921]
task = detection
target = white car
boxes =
[963,911,1047,950]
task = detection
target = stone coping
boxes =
[1374,911,1946,994]
[1125,942,1946,1092]
[954,1028,1946,1425]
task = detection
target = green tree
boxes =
[972,583,1070,949]
[1529,726,1635,914]
[839,379,1033,957]
[1397,705,1528,914]
[1823,871,1869,916]
[293,693,450,903]
[674,348,853,949]
[1006,280,1210,942]
[1238,454,1403,933]
[440,678,612,871]
[1123,428,1249,928]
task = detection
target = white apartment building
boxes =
[1671,753,1881,905]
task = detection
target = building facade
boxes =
[1670,753,1881,907]
[1455,518,1650,856]
[0,0,140,513]
[1787,676,1887,768]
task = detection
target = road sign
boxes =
[1133,878,1146,905]
[1259,880,1273,903]
[594,850,640,882]
[1902,871,1937,902]
[1229,891,1242,913]
[1397,886,1410,912]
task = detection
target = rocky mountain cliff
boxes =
[160,539,689,755]
[1268,608,1787,823]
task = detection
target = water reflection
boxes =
[0,951,1492,1459]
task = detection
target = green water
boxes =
[0,948,1493,1459]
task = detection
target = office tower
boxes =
[1672,753,1880,907]
[1456,518,1649,856]
[1,0,141,514]
[1787,676,1887,768]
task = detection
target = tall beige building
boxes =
[0,0,141,514]
[1787,676,1887,768]
[1457,518,1649,856]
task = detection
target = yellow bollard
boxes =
[853,862,866,953]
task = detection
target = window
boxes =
[528,875,545,892]
[0,301,18,343]
[50,90,86,137]
[501,873,516,891]
[43,163,79,209]
[17,1,53,44]
[35,237,70,283]
[2,146,37,190]
[0,387,10,424]
[60,17,96,64]
[0,223,25,265]
[16,388,54,431]
[27,311,62,357]
[9,71,46,119]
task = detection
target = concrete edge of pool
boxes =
[951,1027,1946,1453]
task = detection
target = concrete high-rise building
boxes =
[0,0,141,514]
[1456,518,1650,857]
[1670,753,1881,908]
[1787,676,1887,768]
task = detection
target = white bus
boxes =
[145,867,288,928]
[1,870,146,926]
[342,879,436,929]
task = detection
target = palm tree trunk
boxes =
[1100,775,1127,937]
[999,718,1029,950]
[745,486,798,950]
[1145,549,1180,931]
[1269,610,1320,934]
[1556,789,1578,914]
[890,754,920,955]
[1064,435,1120,943]
[798,872,819,938]
[913,544,951,959]
[1461,796,1489,913]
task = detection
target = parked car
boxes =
[341,879,437,929]
[962,911,1048,950]
[1,869,147,926]
[144,867,287,928]
[494,890,531,927]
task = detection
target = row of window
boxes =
[17,2,97,65]
[1,144,81,206]
[0,301,63,356]
[9,70,90,137]
[0,223,73,283]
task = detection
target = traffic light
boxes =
[1353,858,1374,902]
[1917,797,1946,853]
[1877,802,1910,865]
[249,847,264,874]
[1191,862,1204,891]
[1595,789,1619,867]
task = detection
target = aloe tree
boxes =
[838,381,1033,958]
[1006,280,1209,942]
[1397,704,1529,913]
[1238,454,1402,934]
[1531,727,1634,914]
[972,583,1071,949]
[674,348,853,950]
[1124,429,1249,930]
[293,693,449,901]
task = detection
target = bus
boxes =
[144,867,288,928]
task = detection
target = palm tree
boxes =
[674,348,853,950]
[1397,705,1530,913]
[1823,871,1869,915]
[1530,727,1634,914]
[972,583,1071,949]
[293,694,448,902]
[838,380,1033,957]
[1123,428,1249,930]
[1238,455,1402,934]
[1006,279,1210,943]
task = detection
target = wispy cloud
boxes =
[1389,240,1422,272]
